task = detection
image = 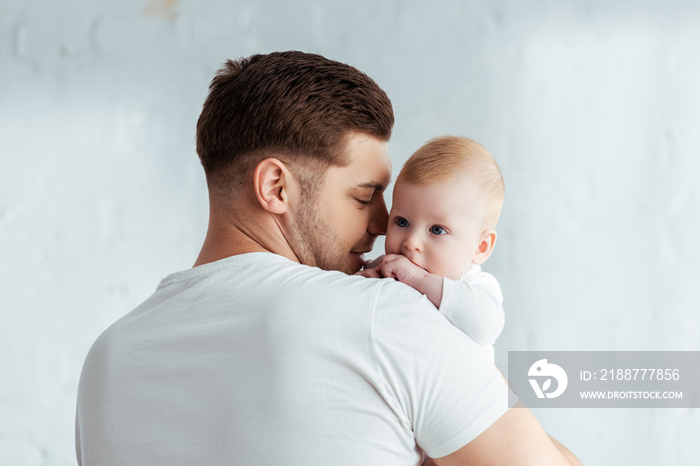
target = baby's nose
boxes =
[402,234,422,252]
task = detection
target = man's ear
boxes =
[252,158,292,214]
[472,229,497,265]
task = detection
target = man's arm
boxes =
[431,402,582,466]
[371,280,581,465]
[549,434,583,465]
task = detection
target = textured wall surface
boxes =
[2,0,699,464]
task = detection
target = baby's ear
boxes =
[472,229,497,265]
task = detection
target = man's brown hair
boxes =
[196,51,394,197]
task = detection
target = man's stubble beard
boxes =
[292,189,354,274]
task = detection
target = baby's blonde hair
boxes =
[397,136,505,229]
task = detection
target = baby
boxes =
[359,135,505,358]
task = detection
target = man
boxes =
[76,51,580,465]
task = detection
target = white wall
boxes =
[2,0,699,464]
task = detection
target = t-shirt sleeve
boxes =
[439,272,505,346]
[370,280,512,459]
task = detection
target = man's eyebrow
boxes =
[354,181,388,192]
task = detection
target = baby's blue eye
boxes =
[429,225,446,235]
[396,217,409,228]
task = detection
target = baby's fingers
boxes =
[354,267,382,279]
[379,261,400,280]
[381,254,405,264]
[363,255,385,269]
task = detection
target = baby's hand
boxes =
[379,254,428,289]
[364,255,385,270]
[354,255,385,278]
[354,267,382,278]
[358,254,443,307]
[380,254,443,308]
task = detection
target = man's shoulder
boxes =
[371,277,444,315]
[308,272,435,315]
[234,254,429,304]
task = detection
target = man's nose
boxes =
[367,194,389,236]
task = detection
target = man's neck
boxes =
[193,231,265,267]
[193,208,299,268]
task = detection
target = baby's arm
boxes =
[440,270,505,346]
[378,254,504,346]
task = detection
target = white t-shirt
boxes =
[439,265,505,360]
[76,253,510,465]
